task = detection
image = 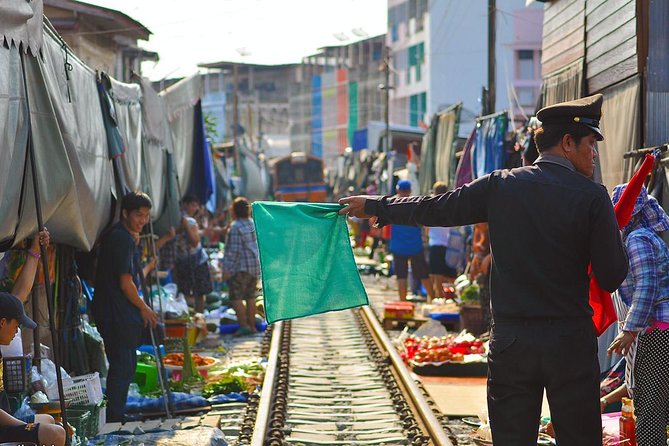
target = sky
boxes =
[84,0,388,81]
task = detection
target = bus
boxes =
[270,152,327,202]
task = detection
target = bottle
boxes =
[619,397,636,446]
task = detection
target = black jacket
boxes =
[366,154,628,320]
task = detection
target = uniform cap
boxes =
[536,94,604,141]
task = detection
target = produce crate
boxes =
[46,372,103,405]
[164,320,189,338]
[2,355,29,393]
[383,301,415,319]
[66,400,106,438]
[66,408,91,438]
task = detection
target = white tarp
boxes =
[139,78,170,218]
[160,75,203,198]
[110,77,143,192]
[1,0,44,55]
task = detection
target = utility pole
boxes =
[381,46,392,155]
[487,0,496,115]
[232,63,241,175]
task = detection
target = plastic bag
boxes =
[40,358,72,390]
[13,397,36,422]
[413,319,448,338]
[30,366,47,394]
[82,319,108,377]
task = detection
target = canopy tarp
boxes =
[110,76,143,192]
[17,24,112,250]
[1,0,43,55]
[253,202,368,324]
[472,112,507,179]
[139,77,172,219]
[161,75,203,199]
[434,103,462,188]
[185,101,215,207]
[0,44,29,249]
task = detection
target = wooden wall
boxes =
[541,0,586,77]
[585,0,638,93]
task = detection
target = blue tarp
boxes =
[352,128,367,152]
[186,101,215,207]
[472,113,507,179]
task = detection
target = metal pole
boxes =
[384,46,391,157]
[31,287,41,370]
[20,52,69,443]
[488,0,496,114]
[233,64,241,176]
[141,133,175,417]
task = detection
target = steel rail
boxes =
[361,305,454,446]
[250,320,283,446]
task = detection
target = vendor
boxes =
[92,191,158,423]
[0,292,65,446]
[339,94,629,445]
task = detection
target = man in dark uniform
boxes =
[339,94,628,445]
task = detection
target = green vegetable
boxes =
[137,352,156,365]
[202,374,247,397]
[460,283,481,305]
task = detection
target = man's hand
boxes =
[607,330,636,356]
[140,304,159,328]
[338,195,375,219]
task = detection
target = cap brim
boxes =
[583,124,603,141]
[20,314,37,329]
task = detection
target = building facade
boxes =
[197,62,300,160]
[387,0,543,133]
[292,35,387,167]
[43,0,156,82]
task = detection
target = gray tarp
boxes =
[19,25,113,250]
[139,78,170,219]
[0,44,29,247]
[110,77,143,192]
[597,76,641,193]
[160,75,203,198]
[1,0,43,55]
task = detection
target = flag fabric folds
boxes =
[590,153,657,335]
[252,202,369,324]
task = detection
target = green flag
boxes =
[252,202,369,324]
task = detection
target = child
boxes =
[0,292,65,446]
[221,198,261,335]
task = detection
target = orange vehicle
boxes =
[271,152,327,202]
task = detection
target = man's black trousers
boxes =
[488,317,601,445]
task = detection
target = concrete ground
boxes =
[359,270,551,418]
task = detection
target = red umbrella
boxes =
[590,152,657,335]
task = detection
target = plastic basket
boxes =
[47,372,103,405]
[67,400,105,438]
[65,408,90,438]
[2,356,28,393]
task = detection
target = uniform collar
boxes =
[534,153,576,172]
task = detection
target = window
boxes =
[409,92,427,127]
[517,87,535,107]
[518,50,534,80]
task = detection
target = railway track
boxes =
[246,306,453,446]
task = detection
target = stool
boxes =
[134,362,159,393]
